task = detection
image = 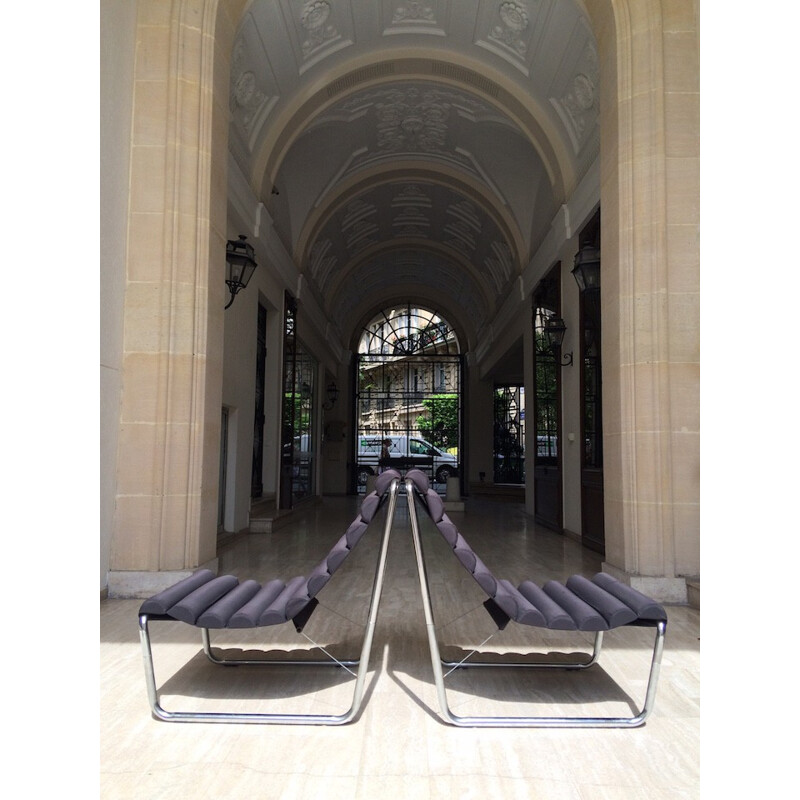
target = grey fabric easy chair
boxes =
[404,469,668,728]
[138,470,401,725]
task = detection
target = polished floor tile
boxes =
[100,494,700,799]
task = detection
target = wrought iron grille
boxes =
[493,385,525,484]
[533,306,559,465]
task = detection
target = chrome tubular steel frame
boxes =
[138,478,399,725]
[405,478,666,728]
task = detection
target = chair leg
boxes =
[138,479,399,725]
[405,478,667,728]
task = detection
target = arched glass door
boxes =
[355,304,462,493]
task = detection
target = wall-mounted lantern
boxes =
[571,242,601,293]
[322,380,340,410]
[543,316,573,367]
[225,235,258,309]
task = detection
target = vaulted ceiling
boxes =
[228,0,599,350]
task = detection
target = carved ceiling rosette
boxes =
[375,87,450,153]
[489,0,531,56]
[552,42,599,151]
[229,37,268,135]
[299,0,338,57]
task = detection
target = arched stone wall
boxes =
[107,0,699,601]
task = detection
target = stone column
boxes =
[588,0,699,601]
[109,0,242,596]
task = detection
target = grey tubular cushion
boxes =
[374,468,401,496]
[168,575,241,624]
[139,569,216,616]
[495,579,548,627]
[426,490,445,522]
[566,575,637,628]
[517,581,577,630]
[406,469,429,492]
[325,537,351,573]
[471,560,498,597]
[197,580,261,628]
[591,572,668,622]
[412,479,666,632]
[228,580,287,628]
[138,471,398,630]
[285,585,315,620]
[359,493,381,523]
[344,518,369,548]
[258,575,307,626]
[305,561,333,597]
[436,519,459,547]
[453,536,477,571]
[542,581,608,631]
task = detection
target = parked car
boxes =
[356,434,458,484]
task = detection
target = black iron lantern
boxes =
[544,316,573,367]
[225,235,258,309]
[572,242,601,292]
[322,380,339,410]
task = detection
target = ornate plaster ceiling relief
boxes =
[393,1,436,23]
[308,238,338,290]
[391,185,432,237]
[229,34,277,151]
[295,0,353,72]
[383,0,445,36]
[476,0,536,75]
[375,87,450,153]
[443,200,481,254]
[300,1,338,55]
[391,184,432,210]
[493,1,531,54]
[550,42,599,153]
[484,240,514,292]
[342,198,380,253]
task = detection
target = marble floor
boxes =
[100,493,700,799]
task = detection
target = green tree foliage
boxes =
[417,394,459,450]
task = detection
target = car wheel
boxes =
[357,466,373,486]
[435,466,455,483]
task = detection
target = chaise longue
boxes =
[137,466,668,728]
[404,469,668,728]
[137,470,401,725]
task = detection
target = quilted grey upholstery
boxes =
[404,469,667,631]
[139,469,402,628]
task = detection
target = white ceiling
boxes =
[229,0,599,349]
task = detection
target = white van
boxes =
[356,434,458,484]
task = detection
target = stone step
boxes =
[686,579,700,609]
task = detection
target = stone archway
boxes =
[109,0,698,602]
